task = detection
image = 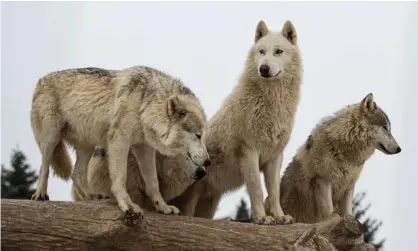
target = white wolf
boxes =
[170,20,303,225]
[30,66,210,223]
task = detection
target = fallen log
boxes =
[1,199,375,251]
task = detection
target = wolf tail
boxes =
[50,140,73,180]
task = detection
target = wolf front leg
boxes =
[339,186,354,216]
[131,144,180,215]
[107,135,144,226]
[240,150,275,225]
[264,153,294,224]
[314,177,334,222]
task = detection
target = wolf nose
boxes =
[203,159,211,167]
[194,167,206,180]
[259,65,270,77]
[395,147,402,153]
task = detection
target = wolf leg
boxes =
[71,145,94,196]
[314,177,333,222]
[240,151,274,225]
[31,129,61,201]
[32,162,50,201]
[264,153,294,224]
[107,137,144,226]
[71,182,85,201]
[339,186,354,216]
[131,144,180,215]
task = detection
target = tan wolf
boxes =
[279,93,401,223]
[170,20,303,225]
[30,66,210,221]
[71,147,195,212]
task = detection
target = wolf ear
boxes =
[167,95,187,118]
[360,93,376,113]
[255,20,269,43]
[282,20,297,45]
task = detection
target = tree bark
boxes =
[1,199,375,251]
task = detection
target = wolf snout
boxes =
[193,167,207,180]
[382,144,402,155]
[259,65,270,78]
[203,159,211,167]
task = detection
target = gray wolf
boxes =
[279,93,401,223]
[71,147,195,212]
[30,66,210,221]
[171,20,303,225]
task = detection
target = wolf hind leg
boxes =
[70,145,95,197]
[31,118,62,201]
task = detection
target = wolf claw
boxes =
[274,215,294,225]
[31,193,49,201]
[123,207,144,226]
[253,215,276,225]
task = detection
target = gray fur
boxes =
[30,64,209,221]
[280,93,401,223]
[76,67,113,77]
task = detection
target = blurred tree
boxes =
[353,192,385,250]
[234,198,251,221]
[1,149,38,199]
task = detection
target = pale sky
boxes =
[2,2,417,250]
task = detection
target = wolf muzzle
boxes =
[193,167,207,180]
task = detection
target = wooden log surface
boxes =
[1,199,375,251]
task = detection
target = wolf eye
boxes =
[383,126,389,132]
[195,134,201,139]
[275,49,283,55]
[259,49,265,55]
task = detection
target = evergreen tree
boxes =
[353,192,385,250]
[1,149,38,199]
[234,198,250,221]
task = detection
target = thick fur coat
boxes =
[280,93,401,223]
[170,20,303,225]
[30,66,209,222]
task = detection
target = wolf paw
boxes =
[156,203,181,215]
[123,206,144,227]
[31,192,49,201]
[253,215,276,225]
[274,214,294,225]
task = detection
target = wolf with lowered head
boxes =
[71,146,197,213]
[30,66,210,222]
